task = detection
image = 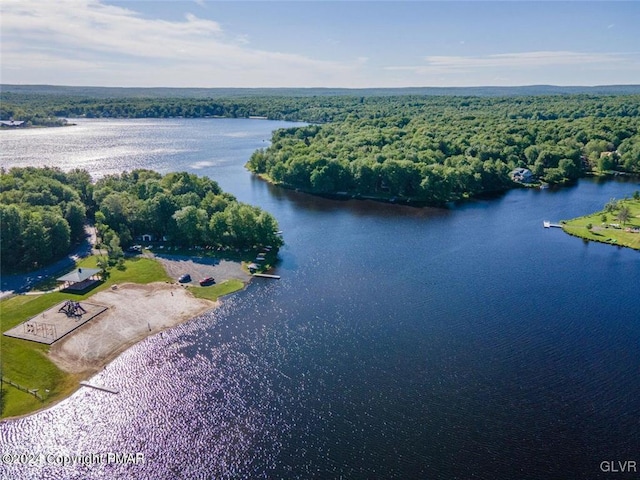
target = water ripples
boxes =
[1,119,639,479]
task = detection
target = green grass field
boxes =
[562,197,640,250]
[0,255,171,418]
[187,279,245,302]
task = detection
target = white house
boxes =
[510,168,534,183]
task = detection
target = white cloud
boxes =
[0,0,363,87]
[386,51,629,74]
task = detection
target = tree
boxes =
[206,211,229,247]
[597,153,616,172]
[172,206,208,245]
[45,213,71,258]
[309,166,332,192]
[22,212,50,268]
[65,201,87,242]
[617,205,631,225]
[604,198,619,213]
[0,205,24,269]
[107,234,124,263]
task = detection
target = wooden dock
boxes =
[253,273,281,279]
[80,381,119,394]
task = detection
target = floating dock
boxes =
[80,381,119,394]
[253,273,281,279]
[543,221,562,228]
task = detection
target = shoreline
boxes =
[1,282,224,421]
[48,282,218,374]
[561,196,640,251]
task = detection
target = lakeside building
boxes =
[0,120,25,128]
[510,167,534,183]
[57,268,102,292]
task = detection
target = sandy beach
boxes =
[48,282,216,374]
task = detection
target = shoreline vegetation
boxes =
[1,166,283,419]
[0,168,284,276]
[2,86,639,417]
[3,86,639,206]
[561,193,640,250]
[0,254,252,420]
[245,98,640,205]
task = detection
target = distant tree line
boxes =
[4,91,639,125]
[2,92,639,204]
[0,167,283,272]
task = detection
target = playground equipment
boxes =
[23,321,57,340]
[58,300,87,318]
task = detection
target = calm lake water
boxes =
[1,119,639,479]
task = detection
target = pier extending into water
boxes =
[543,221,563,228]
[253,273,281,279]
[80,381,119,394]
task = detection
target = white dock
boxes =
[543,221,562,228]
[80,381,119,394]
[253,273,281,279]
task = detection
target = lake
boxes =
[1,118,639,479]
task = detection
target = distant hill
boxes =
[2,84,640,98]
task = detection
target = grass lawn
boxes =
[562,197,640,250]
[0,255,171,419]
[187,279,245,302]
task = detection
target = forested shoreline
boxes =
[0,168,283,273]
[247,95,640,204]
[3,90,639,205]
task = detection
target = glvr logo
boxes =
[600,461,637,473]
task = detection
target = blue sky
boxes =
[1,1,639,88]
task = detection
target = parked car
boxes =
[199,276,215,286]
[178,274,191,283]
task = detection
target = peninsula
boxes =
[0,167,283,419]
[562,193,640,250]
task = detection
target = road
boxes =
[0,227,96,299]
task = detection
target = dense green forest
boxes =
[2,85,640,124]
[0,167,283,272]
[2,88,639,206]
[0,168,90,271]
[247,95,640,204]
[92,170,283,253]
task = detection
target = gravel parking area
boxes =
[153,254,251,285]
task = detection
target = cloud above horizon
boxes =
[1,0,638,88]
[386,51,635,75]
[0,0,359,87]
